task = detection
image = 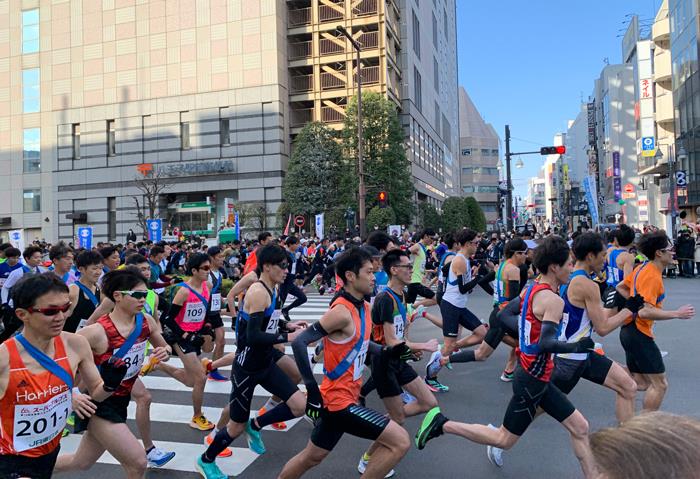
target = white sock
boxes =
[208,428,219,440]
[262,397,280,411]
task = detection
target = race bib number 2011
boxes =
[13,389,72,453]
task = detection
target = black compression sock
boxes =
[255,403,294,429]
[202,428,234,463]
[449,349,476,363]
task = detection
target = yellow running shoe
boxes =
[190,414,215,431]
[140,356,160,376]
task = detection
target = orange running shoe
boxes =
[204,432,233,457]
[257,406,287,430]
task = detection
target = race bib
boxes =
[183,301,206,323]
[265,310,281,334]
[13,389,72,453]
[352,340,369,381]
[179,256,186,266]
[211,293,222,312]
[115,340,147,380]
[393,314,405,340]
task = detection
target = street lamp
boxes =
[515,157,524,169]
[336,25,366,238]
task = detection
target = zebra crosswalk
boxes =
[55,292,332,478]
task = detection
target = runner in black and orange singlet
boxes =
[0,273,128,479]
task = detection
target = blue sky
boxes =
[456,0,661,198]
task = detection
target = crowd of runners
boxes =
[0,222,699,479]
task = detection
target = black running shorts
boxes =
[439,299,483,338]
[371,355,418,399]
[74,393,131,433]
[228,362,298,423]
[619,323,665,375]
[551,353,613,395]
[0,445,60,479]
[311,404,390,451]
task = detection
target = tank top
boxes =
[606,249,625,286]
[493,259,514,308]
[65,282,100,333]
[558,270,592,361]
[93,315,151,397]
[174,283,210,332]
[209,271,223,313]
[371,288,407,345]
[0,336,73,457]
[143,290,157,317]
[442,253,470,308]
[235,282,280,372]
[517,282,555,381]
[411,243,427,283]
[320,296,371,412]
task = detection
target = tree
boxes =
[342,92,414,224]
[282,122,346,217]
[366,206,396,231]
[418,202,442,231]
[248,202,268,231]
[132,167,174,238]
[441,196,469,232]
[464,197,487,233]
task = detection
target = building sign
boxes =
[587,102,596,145]
[612,152,621,177]
[77,226,93,249]
[639,78,652,99]
[137,160,236,178]
[638,191,649,222]
[641,136,656,157]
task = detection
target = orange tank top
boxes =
[319,297,371,412]
[0,336,73,457]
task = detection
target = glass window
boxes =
[414,67,422,112]
[432,11,438,47]
[23,189,41,212]
[412,11,420,59]
[433,58,439,93]
[480,148,490,155]
[107,120,116,156]
[108,197,116,242]
[23,128,40,173]
[72,123,80,159]
[461,148,471,156]
[462,167,473,174]
[22,68,40,113]
[491,149,499,156]
[220,118,230,145]
[462,185,475,193]
[22,9,39,54]
[477,186,498,193]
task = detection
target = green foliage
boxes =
[441,196,469,232]
[342,93,414,224]
[282,122,345,217]
[464,197,487,233]
[366,206,396,231]
[418,202,442,231]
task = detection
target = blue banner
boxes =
[234,212,240,240]
[582,175,599,227]
[146,219,162,242]
[77,226,93,249]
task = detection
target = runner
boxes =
[425,229,488,392]
[0,247,22,289]
[0,273,128,479]
[1,246,44,305]
[54,269,171,478]
[205,246,228,382]
[49,242,77,286]
[415,236,598,479]
[406,229,437,308]
[242,232,273,277]
[280,236,308,322]
[196,244,308,478]
[357,249,439,477]
[616,230,695,412]
[144,253,215,431]
[278,247,412,479]
[65,250,103,333]
[603,224,636,313]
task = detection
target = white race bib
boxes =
[115,340,147,380]
[13,389,72,452]
[266,310,281,334]
[393,314,405,340]
[211,293,222,312]
[183,301,206,323]
[352,340,369,381]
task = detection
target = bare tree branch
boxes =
[131,168,174,238]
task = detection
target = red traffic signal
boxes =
[378,191,388,208]
[540,146,566,155]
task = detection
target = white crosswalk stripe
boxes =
[59,292,330,477]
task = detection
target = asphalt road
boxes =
[60,277,700,479]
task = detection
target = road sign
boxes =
[641,136,655,151]
[147,219,162,242]
[676,170,688,187]
[294,215,305,227]
[624,183,634,193]
[77,226,93,249]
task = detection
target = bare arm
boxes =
[66,284,80,317]
[582,281,632,336]
[638,303,695,321]
[70,332,113,403]
[86,297,115,326]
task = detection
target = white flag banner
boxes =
[315,213,324,240]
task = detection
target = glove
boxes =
[573,337,595,354]
[383,342,415,362]
[602,288,618,309]
[171,276,184,284]
[100,356,128,392]
[184,332,204,349]
[624,294,646,314]
[305,385,323,421]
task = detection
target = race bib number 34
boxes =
[13,389,72,453]
[115,340,148,380]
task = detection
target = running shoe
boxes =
[195,456,227,479]
[190,415,215,431]
[424,377,449,393]
[140,356,160,376]
[66,413,75,427]
[204,432,233,457]
[147,447,176,468]
[425,350,443,378]
[62,428,70,437]
[499,370,514,382]
[208,369,228,382]
[282,310,291,322]
[415,407,447,450]
[400,390,417,404]
[257,406,287,430]
[486,424,504,467]
[245,419,266,454]
[357,455,396,477]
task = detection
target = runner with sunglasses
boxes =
[196,244,308,479]
[0,273,128,479]
[144,253,215,431]
[55,269,170,478]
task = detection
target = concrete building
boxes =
[457,87,500,228]
[2,0,458,244]
[525,174,546,232]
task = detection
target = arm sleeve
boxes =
[161,303,185,337]
[457,274,482,294]
[496,297,521,335]
[246,311,289,346]
[291,322,328,387]
[538,321,587,354]
[506,280,522,301]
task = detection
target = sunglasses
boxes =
[277,262,289,269]
[661,247,674,253]
[197,266,211,271]
[394,264,414,270]
[470,240,480,245]
[514,250,528,255]
[119,290,149,300]
[27,302,72,316]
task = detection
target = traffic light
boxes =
[540,146,566,155]
[378,191,388,208]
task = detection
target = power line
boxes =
[510,136,546,147]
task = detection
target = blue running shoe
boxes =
[147,447,176,468]
[195,456,227,479]
[208,369,228,382]
[401,390,417,404]
[425,350,443,378]
[245,419,266,454]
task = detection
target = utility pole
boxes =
[505,125,513,231]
